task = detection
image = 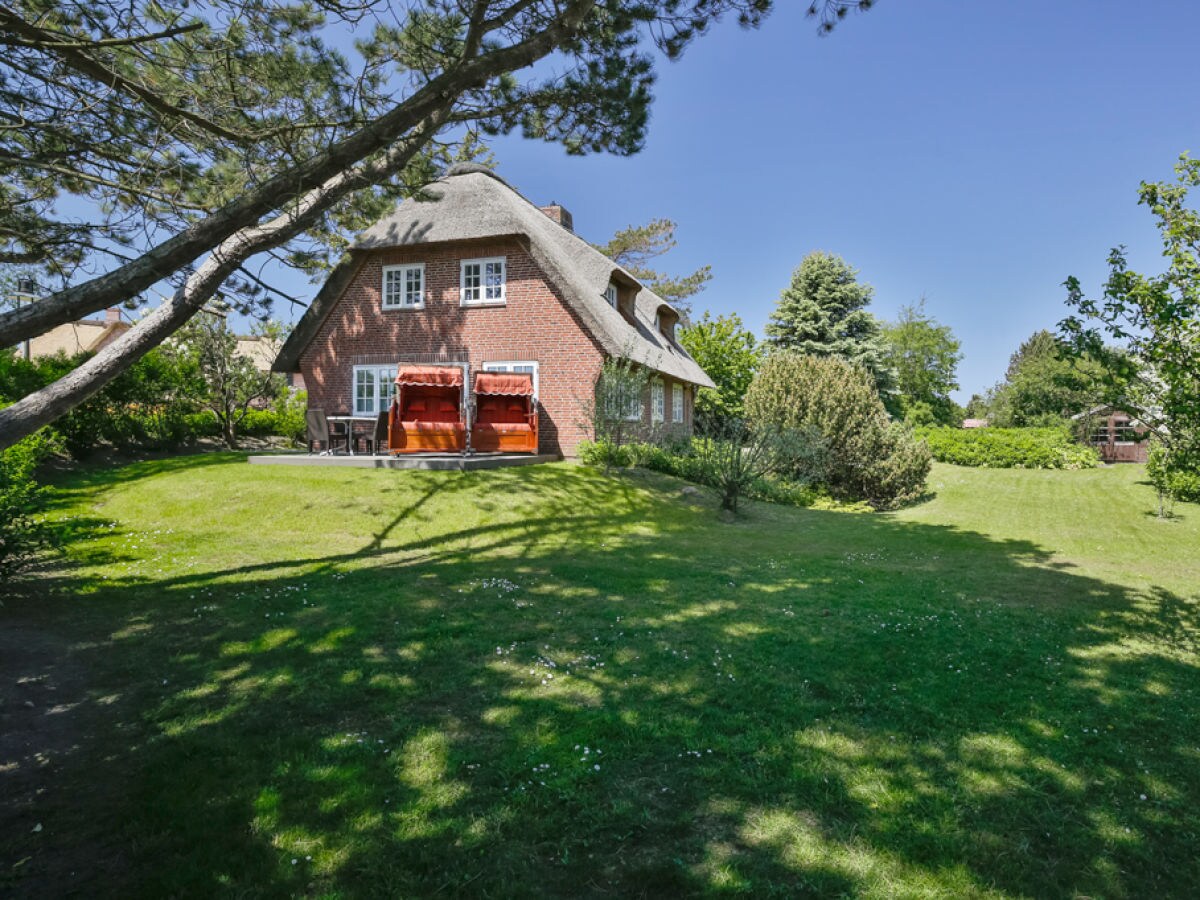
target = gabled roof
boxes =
[274,165,714,388]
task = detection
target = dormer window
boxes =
[654,305,679,343]
[604,283,618,308]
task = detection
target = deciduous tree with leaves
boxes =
[985,330,1113,428]
[1062,152,1200,508]
[678,311,761,431]
[881,299,962,424]
[171,311,286,449]
[0,0,879,451]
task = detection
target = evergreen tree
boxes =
[596,219,710,321]
[764,251,895,397]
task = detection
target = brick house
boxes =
[273,164,715,456]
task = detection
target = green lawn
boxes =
[3,457,1198,897]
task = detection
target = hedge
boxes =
[915,426,1100,469]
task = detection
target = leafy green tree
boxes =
[963,393,989,420]
[0,0,880,451]
[987,330,1111,427]
[1063,152,1200,509]
[881,299,962,424]
[678,312,761,431]
[764,251,895,397]
[596,219,710,320]
[172,311,286,449]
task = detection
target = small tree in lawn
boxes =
[881,299,963,424]
[174,310,285,449]
[695,420,818,515]
[585,355,652,455]
[1062,152,1200,515]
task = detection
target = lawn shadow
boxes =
[3,463,1198,897]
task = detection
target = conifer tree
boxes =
[765,251,895,397]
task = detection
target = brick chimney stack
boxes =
[539,203,573,233]
[104,307,121,324]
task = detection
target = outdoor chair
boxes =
[306,409,349,454]
[359,410,389,455]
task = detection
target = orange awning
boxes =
[395,365,463,387]
[474,372,534,396]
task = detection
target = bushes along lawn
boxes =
[917,425,1101,469]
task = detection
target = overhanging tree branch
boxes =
[0,109,451,449]
[0,0,598,348]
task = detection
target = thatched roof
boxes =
[274,165,714,388]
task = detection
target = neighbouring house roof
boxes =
[961,418,989,429]
[273,165,715,388]
[24,311,129,359]
[235,335,277,372]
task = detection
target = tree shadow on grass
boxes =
[3,463,1199,897]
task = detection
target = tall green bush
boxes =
[0,349,201,457]
[0,426,55,583]
[1147,443,1200,516]
[744,353,930,509]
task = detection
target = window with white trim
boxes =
[604,283,618,308]
[623,386,643,422]
[461,257,506,305]
[651,379,664,423]
[671,384,684,423]
[482,360,538,399]
[382,264,425,309]
[352,365,397,416]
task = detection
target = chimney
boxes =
[539,202,573,233]
[104,307,121,325]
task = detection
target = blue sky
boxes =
[264,0,1200,401]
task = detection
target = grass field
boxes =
[2,456,1198,897]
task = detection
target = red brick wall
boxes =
[297,237,609,456]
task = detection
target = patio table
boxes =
[325,415,377,456]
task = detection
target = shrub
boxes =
[0,427,56,584]
[273,391,308,443]
[916,426,1100,469]
[578,439,633,470]
[744,354,930,509]
[1147,443,1200,516]
[0,348,201,458]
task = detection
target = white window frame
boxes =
[460,257,507,306]
[651,379,664,423]
[623,386,643,422]
[382,263,425,310]
[482,360,539,399]
[671,383,684,423]
[351,365,398,416]
[604,283,618,308]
